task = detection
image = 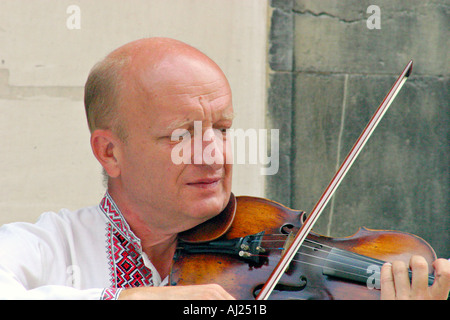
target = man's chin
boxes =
[177,191,233,241]
[185,190,230,220]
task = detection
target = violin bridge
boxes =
[281,232,295,272]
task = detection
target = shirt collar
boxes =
[99,191,142,253]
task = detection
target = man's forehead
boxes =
[166,111,235,130]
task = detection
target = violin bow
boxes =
[256,60,414,300]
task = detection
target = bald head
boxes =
[84,37,228,140]
[108,37,221,70]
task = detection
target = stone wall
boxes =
[267,0,449,257]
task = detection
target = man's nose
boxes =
[192,128,226,169]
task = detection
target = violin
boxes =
[169,61,442,299]
[170,194,437,300]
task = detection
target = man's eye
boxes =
[170,129,191,140]
[216,127,230,134]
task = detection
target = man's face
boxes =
[114,55,233,234]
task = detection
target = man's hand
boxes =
[380,255,450,300]
[118,283,235,300]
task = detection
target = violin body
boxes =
[170,196,437,300]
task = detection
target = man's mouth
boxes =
[187,177,221,189]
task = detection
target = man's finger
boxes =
[429,258,450,300]
[380,262,396,300]
[409,255,429,299]
[391,260,411,299]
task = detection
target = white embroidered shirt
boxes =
[0,192,166,299]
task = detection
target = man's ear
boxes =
[90,129,121,178]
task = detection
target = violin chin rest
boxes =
[179,193,236,243]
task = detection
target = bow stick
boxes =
[256,60,414,300]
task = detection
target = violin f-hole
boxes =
[252,275,308,299]
[281,223,295,234]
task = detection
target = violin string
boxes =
[247,249,382,282]
[298,250,381,274]
[256,237,381,267]
[260,246,390,282]
[252,249,433,284]
[260,245,383,275]
[251,234,435,282]
[255,234,388,266]
[253,249,433,284]
[248,247,382,278]
[290,257,380,281]
[253,235,388,276]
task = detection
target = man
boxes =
[0,38,448,300]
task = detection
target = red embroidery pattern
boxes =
[101,193,154,288]
[101,287,122,300]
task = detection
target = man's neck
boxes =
[125,208,178,275]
